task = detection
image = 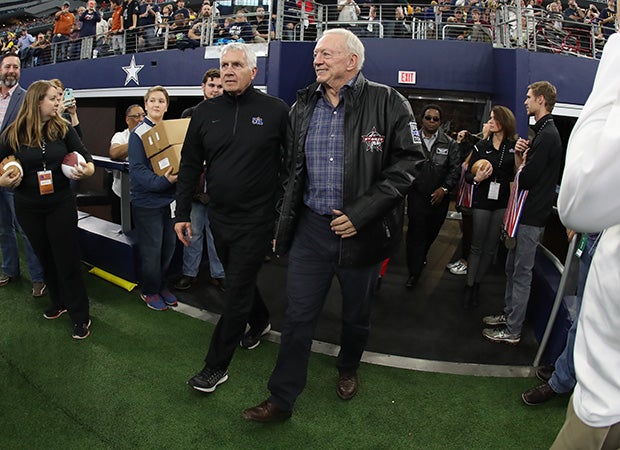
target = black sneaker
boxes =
[174,275,195,290]
[187,366,229,393]
[72,319,91,340]
[240,323,271,350]
[43,307,67,319]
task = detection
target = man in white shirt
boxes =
[109,104,145,224]
[552,32,620,448]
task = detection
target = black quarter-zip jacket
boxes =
[176,86,289,227]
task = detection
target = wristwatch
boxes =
[441,187,448,194]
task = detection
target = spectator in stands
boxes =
[185,2,213,46]
[598,0,616,40]
[109,0,124,55]
[174,0,191,20]
[0,80,94,339]
[227,10,254,42]
[17,28,35,67]
[460,7,492,42]
[0,53,45,298]
[482,81,563,345]
[52,1,74,62]
[446,7,466,39]
[79,0,101,58]
[123,0,140,54]
[128,86,178,311]
[174,68,224,292]
[29,32,51,66]
[361,5,380,37]
[68,6,85,60]
[137,0,159,51]
[252,6,274,42]
[405,104,461,289]
[462,106,517,309]
[109,104,145,224]
[337,0,361,33]
[563,0,585,23]
[393,6,412,38]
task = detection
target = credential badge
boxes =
[409,121,421,144]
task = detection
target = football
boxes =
[61,152,86,179]
[471,158,493,176]
[0,155,23,177]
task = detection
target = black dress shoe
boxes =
[337,373,358,400]
[404,276,417,289]
[522,383,557,405]
[242,399,292,422]
[209,277,226,292]
[536,365,555,382]
[174,275,195,290]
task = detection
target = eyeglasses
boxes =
[424,115,440,122]
[127,113,146,119]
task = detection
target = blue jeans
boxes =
[549,234,598,393]
[182,202,224,279]
[132,204,176,295]
[0,188,44,282]
[504,224,544,336]
[268,208,381,411]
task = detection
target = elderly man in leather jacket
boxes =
[405,104,461,289]
[242,28,426,423]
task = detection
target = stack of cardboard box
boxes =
[141,118,190,176]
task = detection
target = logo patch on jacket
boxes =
[436,147,449,155]
[362,127,385,152]
[409,121,421,144]
[251,117,263,125]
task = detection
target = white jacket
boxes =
[558,33,620,428]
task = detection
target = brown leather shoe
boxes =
[337,373,358,400]
[241,399,292,423]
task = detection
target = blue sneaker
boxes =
[160,289,178,307]
[140,293,167,311]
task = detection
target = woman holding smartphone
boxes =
[0,80,94,339]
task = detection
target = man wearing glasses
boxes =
[109,104,146,224]
[405,104,460,289]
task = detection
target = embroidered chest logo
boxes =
[362,127,385,152]
[252,117,264,126]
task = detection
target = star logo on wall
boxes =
[122,55,144,86]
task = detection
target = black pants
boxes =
[405,191,450,279]
[15,194,89,324]
[268,208,381,411]
[203,216,270,370]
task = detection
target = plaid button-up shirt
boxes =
[303,79,355,216]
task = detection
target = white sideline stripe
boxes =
[174,302,533,379]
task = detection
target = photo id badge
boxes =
[488,181,500,200]
[37,170,54,195]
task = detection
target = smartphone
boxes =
[63,88,74,106]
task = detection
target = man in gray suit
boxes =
[0,53,46,296]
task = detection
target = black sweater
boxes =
[0,126,92,208]
[519,114,563,227]
[176,87,289,226]
[465,137,516,210]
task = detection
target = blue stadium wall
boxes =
[21,39,598,135]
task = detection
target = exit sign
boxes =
[398,71,416,84]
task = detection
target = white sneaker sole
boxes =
[189,373,229,393]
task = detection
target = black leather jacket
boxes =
[274,73,427,266]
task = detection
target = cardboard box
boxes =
[150,143,183,176]
[142,118,190,158]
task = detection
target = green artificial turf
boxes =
[0,270,568,449]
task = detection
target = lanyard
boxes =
[41,138,47,171]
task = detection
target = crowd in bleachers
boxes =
[0,0,616,65]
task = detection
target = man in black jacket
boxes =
[405,104,460,289]
[242,29,426,423]
[482,81,562,344]
[175,43,289,393]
